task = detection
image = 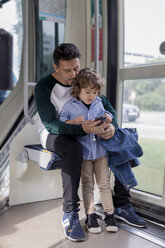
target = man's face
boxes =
[53,58,80,86]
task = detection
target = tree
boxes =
[124,78,165,111]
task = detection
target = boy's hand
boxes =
[103,113,113,123]
[66,116,84,124]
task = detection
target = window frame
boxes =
[116,0,165,207]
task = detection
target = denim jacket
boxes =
[98,128,143,190]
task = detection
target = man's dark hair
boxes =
[53,43,81,67]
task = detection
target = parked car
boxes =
[122,103,140,122]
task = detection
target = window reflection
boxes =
[0,0,23,104]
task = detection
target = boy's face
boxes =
[79,86,98,105]
[53,58,80,86]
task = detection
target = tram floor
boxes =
[0,198,163,248]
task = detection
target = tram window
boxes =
[122,78,165,196]
[0,0,23,104]
[37,0,65,79]
[124,0,165,67]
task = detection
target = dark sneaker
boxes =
[104,212,118,232]
[114,204,147,228]
[85,213,102,233]
[62,210,85,242]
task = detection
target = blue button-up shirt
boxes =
[59,97,111,160]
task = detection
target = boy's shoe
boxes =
[62,210,85,242]
[85,213,102,233]
[104,212,118,232]
[114,204,146,228]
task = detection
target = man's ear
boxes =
[53,63,59,72]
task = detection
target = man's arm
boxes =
[100,95,118,131]
[35,79,86,137]
[98,95,119,139]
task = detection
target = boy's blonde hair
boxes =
[71,68,104,98]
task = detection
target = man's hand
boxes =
[97,123,115,139]
[82,120,107,134]
[82,119,116,139]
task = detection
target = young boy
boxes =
[59,68,118,233]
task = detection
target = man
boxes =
[35,43,146,242]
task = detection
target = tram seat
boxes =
[24,144,62,170]
[17,144,62,180]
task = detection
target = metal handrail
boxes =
[23,0,36,125]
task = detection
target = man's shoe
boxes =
[85,213,102,233]
[62,210,85,242]
[114,204,146,228]
[104,212,118,232]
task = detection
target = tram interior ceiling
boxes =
[0,28,13,90]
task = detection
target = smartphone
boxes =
[95,116,106,126]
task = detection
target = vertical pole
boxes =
[94,0,99,72]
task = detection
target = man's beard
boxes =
[67,78,74,85]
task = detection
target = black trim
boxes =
[0,96,34,150]
[106,0,118,110]
[0,109,24,150]
[55,22,59,48]
[131,197,165,225]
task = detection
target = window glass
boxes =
[122,78,165,196]
[0,0,23,104]
[37,0,65,79]
[124,0,165,67]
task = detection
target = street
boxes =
[122,111,165,140]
